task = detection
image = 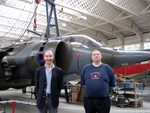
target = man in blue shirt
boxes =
[81,49,116,113]
[35,50,63,113]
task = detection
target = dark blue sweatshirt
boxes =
[81,63,116,98]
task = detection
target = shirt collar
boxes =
[45,63,55,70]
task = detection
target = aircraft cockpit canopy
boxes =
[62,35,110,49]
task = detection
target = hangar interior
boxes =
[0,0,150,113]
[1,0,150,50]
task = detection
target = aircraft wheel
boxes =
[22,87,26,93]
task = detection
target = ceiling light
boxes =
[146,38,150,41]
[18,0,34,4]
[20,39,24,42]
[62,23,67,27]
[56,6,81,17]
[79,15,87,20]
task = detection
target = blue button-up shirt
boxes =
[45,64,54,94]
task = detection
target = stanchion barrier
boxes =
[0,100,36,113]
[11,101,16,113]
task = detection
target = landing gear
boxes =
[22,87,26,94]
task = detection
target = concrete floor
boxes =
[0,88,150,113]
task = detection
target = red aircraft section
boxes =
[114,60,150,76]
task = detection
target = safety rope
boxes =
[0,100,36,106]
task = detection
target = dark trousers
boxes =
[39,97,58,113]
[84,96,111,113]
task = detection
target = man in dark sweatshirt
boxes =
[80,49,116,113]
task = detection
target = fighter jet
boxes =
[0,35,150,91]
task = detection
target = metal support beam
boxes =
[55,0,142,43]
[27,29,41,36]
[104,0,150,21]
[45,0,60,40]
[112,27,124,44]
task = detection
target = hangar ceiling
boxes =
[0,0,150,47]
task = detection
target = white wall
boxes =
[107,32,150,49]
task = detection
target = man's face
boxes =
[44,51,54,65]
[91,50,102,62]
